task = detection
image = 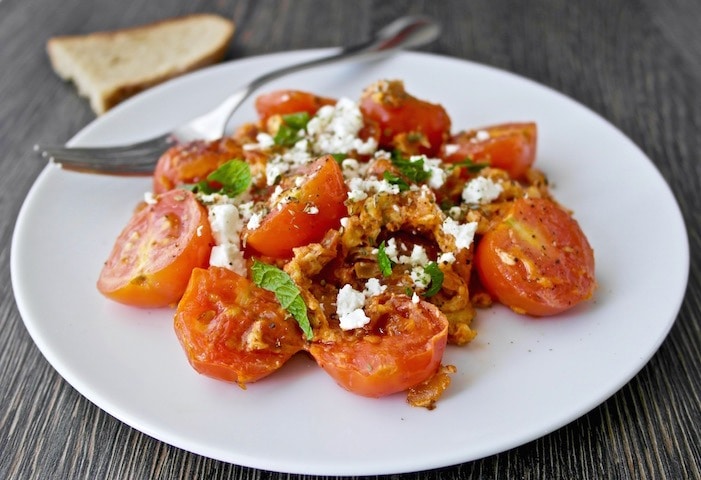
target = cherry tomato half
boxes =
[359,80,451,157]
[309,295,449,398]
[174,266,305,384]
[475,197,596,316]
[245,155,348,258]
[443,122,537,179]
[255,90,336,124]
[97,189,214,308]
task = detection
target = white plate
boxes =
[11,50,689,475]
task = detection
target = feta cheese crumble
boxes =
[462,176,503,205]
[347,177,401,202]
[336,279,388,330]
[336,284,370,330]
[442,217,478,251]
[306,98,378,155]
[207,202,247,276]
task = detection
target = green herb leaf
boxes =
[251,260,313,340]
[390,150,431,183]
[383,171,410,191]
[377,241,394,277]
[454,157,489,174]
[274,111,310,146]
[207,159,252,197]
[422,262,444,297]
[330,153,347,163]
[183,159,251,197]
[281,111,310,129]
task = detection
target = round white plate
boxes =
[11,50,689,475]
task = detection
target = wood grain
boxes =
[1,0,699,478]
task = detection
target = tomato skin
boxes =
[475,197,596,316]
[174,267,305,383]
[245,155,348,258]
[308,295,449,398]
[97,189,214,308]
[255,90,336,124]
[359,80,451,157]
[443,122,537,179]
[153,137,251,194]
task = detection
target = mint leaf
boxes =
[251,260,313,340]
[281,111,310,129]
[422,262,444,297]
[183,159,251,197]
[207,159,252,197]
[377,241,394,277]
[274,111,310,147]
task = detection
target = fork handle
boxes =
[181,15,440,141]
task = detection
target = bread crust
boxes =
[47,13,235,114]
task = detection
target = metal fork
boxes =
[34,15,440,175]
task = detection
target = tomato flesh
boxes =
[443,122,537,179]
[255,90,336,124]
[360,80,451,157]
[174,267,305,383]
[97,189,214,308]
[245,155,348,258]
[475,197,596,316]
[309,295,449,397]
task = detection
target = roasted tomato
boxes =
[359,79,451,156]
[174,267,306,384]
[245,155,348,258]
[153,137,251,194]
[255,89,336,124]
[443,122,537,179]
[97,189,213,308]
[475,197,596,316]
[309,294,449,398]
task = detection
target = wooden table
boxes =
[1,0,699,478]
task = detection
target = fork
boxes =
[34,15,441,175]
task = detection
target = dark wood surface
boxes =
[1,0,699,478]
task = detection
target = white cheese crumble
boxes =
[399,244,430,267]
[303,203,319,214]
[246,212,263,230]
[336,284,370,330]
[410,266,431,289]
[207,203,247,276]
[448,206,462,220]
[243,132,275,151]
[475,129,491,142]
[265,140,313,186]
[306,98,378,155]
[340,158,368,181]
[443,143,459,156]
[462,176,503,205]
[143,192,157,205]
[438,252,456,264]
[442,217,478,251]
[363,277,387,297]
[336,279,388,330]
[347,177,401,202]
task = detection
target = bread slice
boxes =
[47,14,235,114]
